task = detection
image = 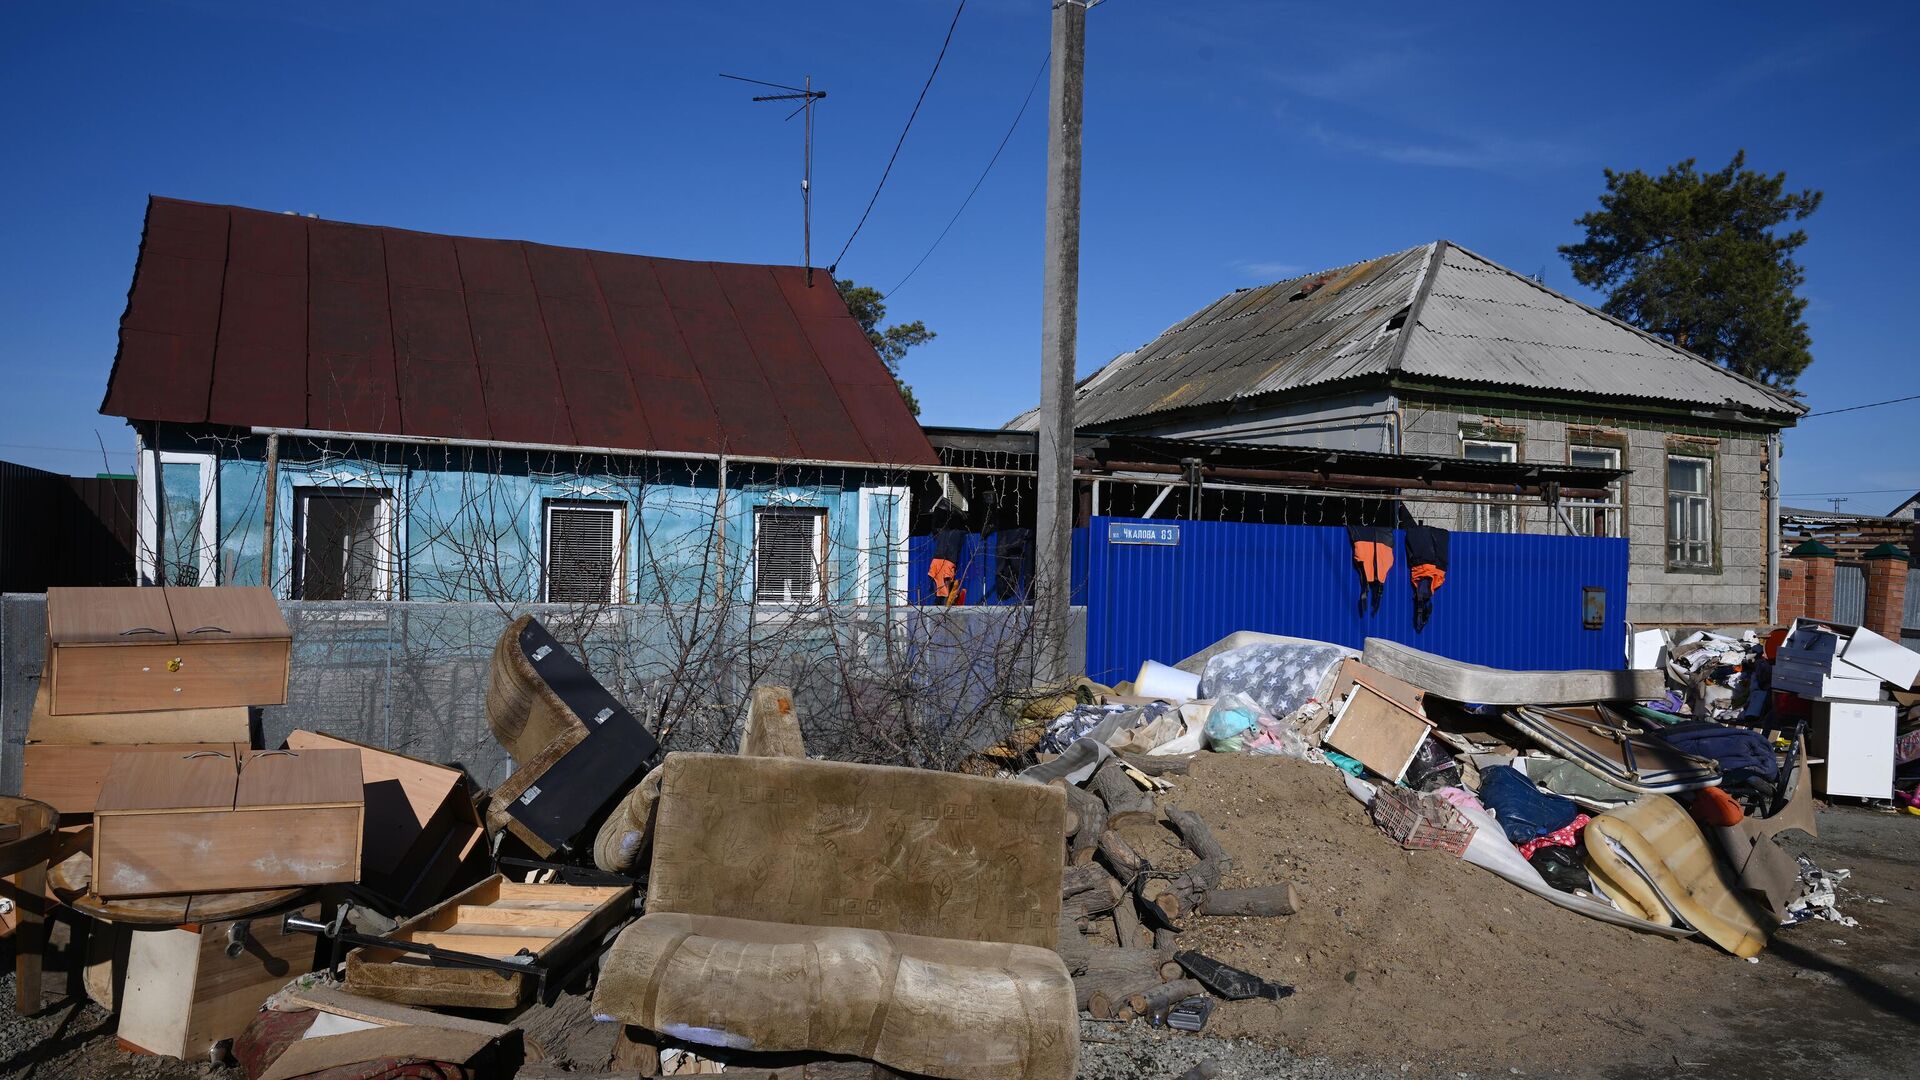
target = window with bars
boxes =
[545,501,624,603]
[1462,439,1518,533]
[295,488,393,601]
[1667,455,1714,568]
[1567,446,1624,538]
[754,507,826,604]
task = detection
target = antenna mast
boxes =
[721,72,829,285]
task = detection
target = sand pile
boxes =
[1112,753,1751,1070]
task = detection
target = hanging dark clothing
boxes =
[930,527,968,605]
[1347,526,1395,615]
[1405,525,1450,631]
[992,528,1033,602]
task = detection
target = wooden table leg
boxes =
[11,858,46,1014]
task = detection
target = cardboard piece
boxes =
[117,902,320,1059]
[44,586,290,715]
[92,748,363,898]
[1323,683,1431,783]
[284,730,484,912]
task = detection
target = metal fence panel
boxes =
[1833,564,1867,626]
[2,594,1082,792]
[1084,517,1629,686]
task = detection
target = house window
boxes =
[295,488,393,600]
[545,500,625,604]
[1667,455,1714,568]
[754,507,826,604]
[1462,439,1517,533]
[1567,446,1623,538]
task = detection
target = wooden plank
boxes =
[160,586,289,642]
[452,904,588,929]
[28,675,250,746]
[46,586,175,645]
[89,747,240,813]
[1323,684,1431,783]
[235,749,363,808]
[495,881,626,902]
[278,985,517,1036]
[24,743,237,815]
[397,931,559,956]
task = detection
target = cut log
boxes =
[1198,883,1300,918]
[1153,927,1179,950]
[1079,947,1175,979]
[1111,895,1144,951]
[1119,753,1192,776]
[1126,978,1207,1019]
[1062,863,1116,899]
[1095,830,1147,887]
[1061,872,1124,920]
[1089,761,1156,827]
[1165,807,1228,872]
[1054,914,1096,974]
[1080,970,1166,1018]
[1063,784,1106,866]
[1137,878,1186,926]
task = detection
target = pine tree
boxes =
[835,279,931,416]
[1559,151,1821,388]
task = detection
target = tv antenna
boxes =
[1829,497,1849,513]
[721,72,828,286]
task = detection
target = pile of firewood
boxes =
[1048,754,1299,1023]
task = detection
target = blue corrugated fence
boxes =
[1083,516,1627,686]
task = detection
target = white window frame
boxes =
[138,448,218,586]
[542,500,627,604]
[856,486,911,607]
[753,506,828,605]
[1567,445,1624,538]
[293,486,396,601]
[1462,438,1518,533]
[1667,454,1715,569]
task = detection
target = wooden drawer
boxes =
[118,903,321,1060]
[45,587,290,715]
[93,748,363,899]
[48,639,289,715]
[27,671,249,746]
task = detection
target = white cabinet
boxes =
[1812,699,1895,800]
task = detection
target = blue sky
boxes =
[3,1,1916,511]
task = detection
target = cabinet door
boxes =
[162,586,289,642]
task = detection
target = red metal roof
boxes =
[101,197,938,466]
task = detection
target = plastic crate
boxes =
[1369,786,1476,856]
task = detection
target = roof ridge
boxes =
[1385,240,1446,375]
[1435,242,1804,416]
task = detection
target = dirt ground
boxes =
[2,753,1916,1079]
[1108,753,1920,1079]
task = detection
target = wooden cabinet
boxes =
[93,748,363,898]
[45,587,290,715]
[118,903,321,1060]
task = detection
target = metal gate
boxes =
[1083,516,1629,686]
[1833,563,1866,626]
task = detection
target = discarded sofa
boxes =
[592,752,1077,1080]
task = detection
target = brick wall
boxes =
[1398,401,1772,626]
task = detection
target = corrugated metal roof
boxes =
[101,197,938,466]
[1026,240,1802,430]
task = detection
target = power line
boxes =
[1782,487,1917,497]
[1802,392,1920,418]
[827,0,967,274]
[887,48,1049,298]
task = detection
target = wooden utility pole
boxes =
[1036,0,1086,684]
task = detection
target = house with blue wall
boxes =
[101,197,936,606]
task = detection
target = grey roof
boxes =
[1013,241,1803,430]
